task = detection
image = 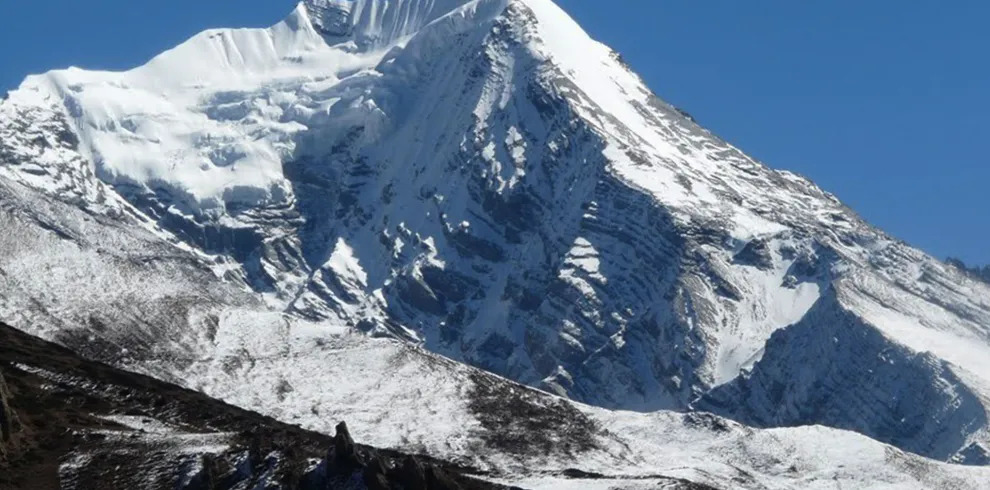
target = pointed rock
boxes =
[331,421,362,468]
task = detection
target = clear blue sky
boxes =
[1,1,987,264]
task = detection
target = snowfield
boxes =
[2,0,990,487]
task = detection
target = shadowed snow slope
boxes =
[2,0,990,481]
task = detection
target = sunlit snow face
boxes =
[1,0,504,218]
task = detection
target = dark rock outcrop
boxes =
[330,421,363,468]
[396,456,428,490]
[733,238,775,270]
[0,371,19,458]
[363,455,392,490]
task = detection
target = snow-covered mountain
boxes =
[2,0,990,487]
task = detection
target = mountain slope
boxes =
[2,0,990,474]
[0,322,502,490]
[4,318,989,490]
[0,178,985,489]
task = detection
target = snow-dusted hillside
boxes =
[2,0,990,485]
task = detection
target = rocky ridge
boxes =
[0,321,502,490]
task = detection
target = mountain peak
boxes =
[5,0,990,481]
[301,0,502,48]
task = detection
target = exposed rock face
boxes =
[305,0,354,36]
[468,370,601,456]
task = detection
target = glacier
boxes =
[1,0,990,487]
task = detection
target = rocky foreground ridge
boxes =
[0,322,506,490]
